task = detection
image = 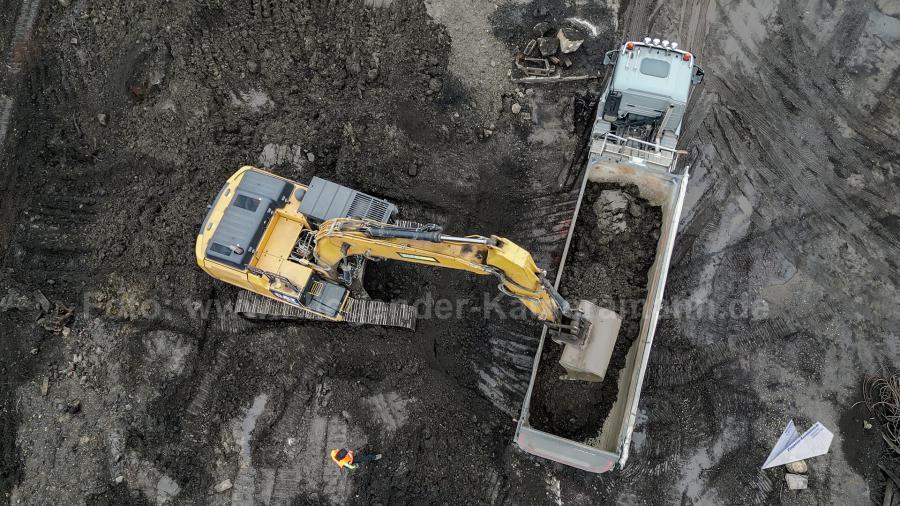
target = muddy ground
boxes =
[1,0,899,505]
[529,183,662,441]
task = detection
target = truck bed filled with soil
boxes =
[528,182,662,441]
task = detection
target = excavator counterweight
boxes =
[196,166,619,381]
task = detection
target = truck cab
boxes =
[593,38,704,172]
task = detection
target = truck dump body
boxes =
[515,149,688,473]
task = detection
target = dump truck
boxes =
[514,37,702,472]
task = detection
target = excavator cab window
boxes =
[233,194,261,212]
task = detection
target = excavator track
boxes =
[234,291,417,330]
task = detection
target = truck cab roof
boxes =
[611,42,693,105]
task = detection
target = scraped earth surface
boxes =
[1,0,898,505]
[529,184,662,441]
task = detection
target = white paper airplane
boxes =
[762,420,834,469]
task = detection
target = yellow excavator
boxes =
[196,166,620,381]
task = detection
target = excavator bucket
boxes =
[558,300,622,382]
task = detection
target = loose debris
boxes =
[863,373,900,455]
[214,479,233,493]
[38,302,74,335]
[785,459,808,474]
[557,28,585,54]
[785,473,808,490]
[510,15,598,82]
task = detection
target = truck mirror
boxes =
[692,65,705,84]
[603,50,618,66]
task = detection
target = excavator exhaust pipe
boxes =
[558,300,622,382]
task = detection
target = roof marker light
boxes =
[644,37,652,44]
[653,38,660,45]
[682,52,692,61]
[671,42,678,49]
[662,40,670,47]
[625,41,635,50]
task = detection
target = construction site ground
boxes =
[1,0,898,505]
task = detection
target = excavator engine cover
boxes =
[558,300,621,382]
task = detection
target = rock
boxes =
[70,37,78,45]
[537,36,559,57]
[785,460,808,474]
[511,103,522,114]
[246,61,260,74]
[367,68,379,82]
[115,475,124,484]
[407,164,418,177]
[863,420,873,429]
[557,28,585,54]
[306,152,315,162]
[262,48,273,59]
[785,473,808,490]
[97,113,108,126]
[40,377,49,396]
[1,288,34,312]
[428,77,442,93]
[532,22,553,37]
[214,479,233,493]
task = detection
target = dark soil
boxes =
[529,183,662,441]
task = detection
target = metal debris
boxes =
[523,39,537,56]
[516,57,555,77]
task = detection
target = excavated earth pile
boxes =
[529,183,662,441]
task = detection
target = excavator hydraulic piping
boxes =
[438,235,495,245]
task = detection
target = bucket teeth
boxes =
[235,291,416,330]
